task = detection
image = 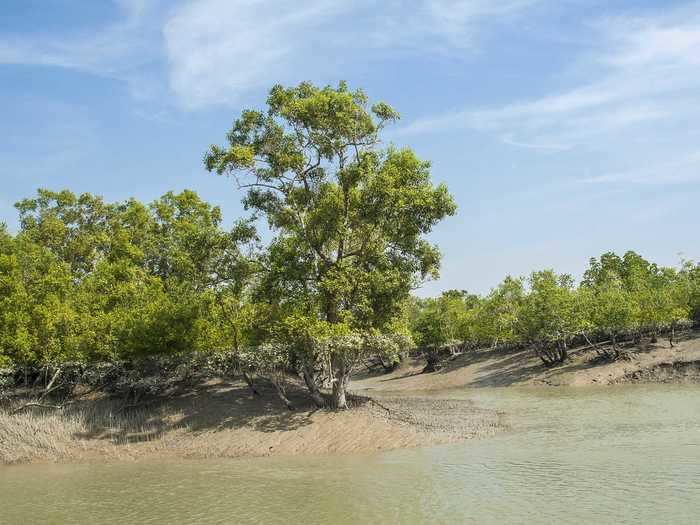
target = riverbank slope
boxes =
[3,331,698,465]
[0,380,501,465]
[355,331,700,392]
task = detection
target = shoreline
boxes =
[2,332,699,466]
[0,387,502,466]
[353,330,700,391]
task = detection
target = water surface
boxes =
[2,385,699,524]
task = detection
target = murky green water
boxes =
[2,385,700,524]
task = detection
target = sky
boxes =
[1,0,699,296]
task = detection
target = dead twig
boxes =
[11,402,64,414]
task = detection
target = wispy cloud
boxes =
[580,151,700,185]
[0,0,163,99]
[500,135,572,152]
[162,0,539,108]
[401,3,700,180]
[0,0,539,108]
[163,0,351,109]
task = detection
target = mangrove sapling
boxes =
[412,293,469,373]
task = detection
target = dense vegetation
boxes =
[411,252,700,367]
[1,82,699,412]
[0,82,454,409]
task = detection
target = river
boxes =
[1,384,699,524]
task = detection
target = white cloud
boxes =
[0,0,538,108]
[163,0,350,108]
[0,0,163,98]
[400,4,700,184]
[602,13,700,68]
[580,151,700,185]
[422,0,539,46]
[162,0,538,108]
[500,135,571,152]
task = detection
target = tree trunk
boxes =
[557,340,568,363]
[39,367,62,401]
[242,372,259,396]
[610,333,620,360]
[422,352,441,373]
[670,325,675,348]
[272,378,294,411]
[332,367,349,410]
[535,343,556,367]
[302,364,325,408]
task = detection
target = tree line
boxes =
[0,82,455,409]
[2,81,698,411]
[411,251,700,367]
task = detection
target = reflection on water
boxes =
[1,385,699,524]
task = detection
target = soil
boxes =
[353,331,700,391]
[0,379,501,465]
[4,331,699,465]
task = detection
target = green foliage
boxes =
[1,82,695,409]
[408,251,695,368]
[678,261,700,322]
[0,189,254,369]
[518,271,581,347]
[581,251,691,347]
[412,291,477,350]
[475,276,525,348]
[0,235,77,366]
[206,81,456,406]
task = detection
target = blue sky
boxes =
[1,0,699,296]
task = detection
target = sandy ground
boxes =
[0,379,501,465]
[354,331,700,393]
[4,331,698,465]
[91,384,499,462]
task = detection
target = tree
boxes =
[583,251,692,350]
[653,268,691,348]
[475,276,525,349]
[0,235,78,372]
[679,261,700,324]
[205,81,456,408]
[2,190,256,372]
[518,271,581,366]
[15,190,112,279]
[412,291,473,371]
[581,276,639,360]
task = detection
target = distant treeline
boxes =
[410,251,700,367]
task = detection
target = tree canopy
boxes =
[205,81,456,407]
[1,83,698,412]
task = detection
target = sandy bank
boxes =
[354,331,700,392]
[0,380,501,466]
[4,331,699,466]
